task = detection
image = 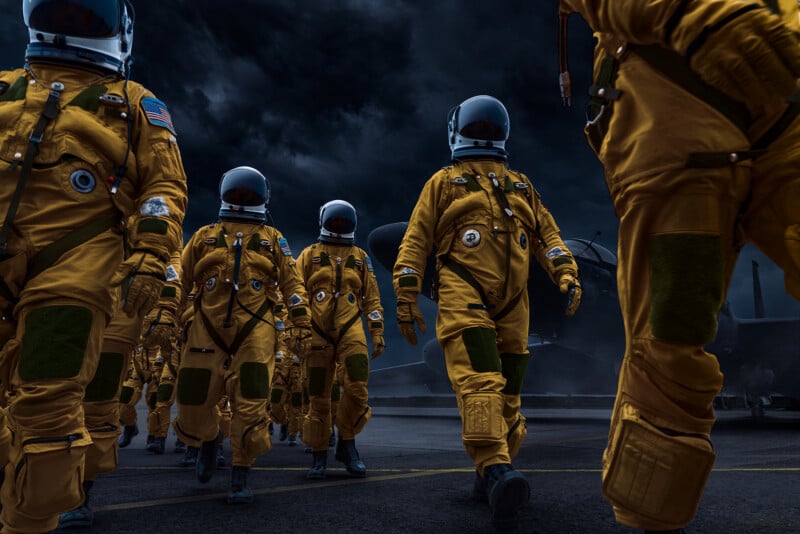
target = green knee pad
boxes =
[649,234,722,344]
[177,368,212,406]
[270,387,284,405]
[239,362,269,399]
[500,353,530,395]
[119,386,135,405]
[307,366,327,396]
[462,327,501,373]
[156,383,174,403]
[19,305,93,381]
[344,354,369,382]
[84,352,125,402]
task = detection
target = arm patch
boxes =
[141,96,177,135]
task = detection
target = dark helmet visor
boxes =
[457,100,509,141]
[322,205,356,234]
[223,187,265,207]
[24,0,121,38]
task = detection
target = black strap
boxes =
[223,233,244,328]
[628,44,751,133]
[27,211,121,281]
[491,290,524,322]
[752,100,800,151]
[0,82,64,257]
[441,256,494,311]
[199,297,272,356]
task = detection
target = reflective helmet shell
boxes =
[319,200,356,245]
[218,166,269,223]
[23,0,135,76]
[447,95,510,161]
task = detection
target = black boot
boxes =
[146,436,166,454]
[118,425,138,448]
[217,441,226,467]
[306,451,327,479]
[484,464,530,532]
[178,446,198,467]
[58,480,94,529]
[174,439,187,454]
[227,466,254,504]
[268,421,274,436]
[335,438,366,477]
[473,469,488,502]
[328,428,336,448]
[279,424,289,442]
[196,430,223,483]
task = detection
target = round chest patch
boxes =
[348,293,355,303]
[315,290,326,302]
[205,277,217,291]
[251,279,263,291]
[70,169,96,193]
[520,233,527,250]
[462,229,481,248]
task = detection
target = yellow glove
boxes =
[141,307,177,349]
[396,294,426,346]
[371,334,385,359]
[289,325,312,356]
[673,4,800,106]
[558,271,582,318]
[111,250,167,317]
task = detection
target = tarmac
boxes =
[53,396,800,534]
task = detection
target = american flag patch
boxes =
[141,97,176,135]
[278,237,292,256]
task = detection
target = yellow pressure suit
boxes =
[0,64,186,532]
[296,242,384,453]
[394,159,578,475]
[269,311,304,442]
[560,0,800,530]
[174,221,310,468]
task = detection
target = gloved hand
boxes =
[141,307,177,349]
[110,250,167,317]
[396,294,426,346]
[370,334,385,359]
[558,271,582,317]
[290,325,312,356]
[672,4,800,106]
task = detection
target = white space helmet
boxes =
[319,200,357,245]
[23,0,135,76]
[218,166,269,223]
[447,95,510,161]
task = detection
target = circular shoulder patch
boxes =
[462,229,481,248]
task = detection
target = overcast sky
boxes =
[1,1,798,366]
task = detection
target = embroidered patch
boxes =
[140,196,170,217]
[251,279,263,291]
[165,265,180,282]
[400,267,417,275]
[203,238,217,244]
[205,277,217,291]
[546,247,567,259]
[348,294,355,303]
[520,234,527,250]
[514,182,529,189]
[260,239,271,247]
[279,237,292,256]
[461,229,481,248]
[276,320,285,332]
[453,177,468,184]
[311,257,321,263]
[365,256,374,272]
[141,96,176,135]
[287,293,303,307]
[315,290,326,302]
[368,310,382,321]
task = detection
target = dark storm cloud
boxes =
[0,0,797,345]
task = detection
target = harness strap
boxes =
[223,233,243,328]
[628,44,751,133]
[0,82,64,257]
[198,297,272,356]
[441,256,494,311]
[752,98,800,151]
[27,211,121,281]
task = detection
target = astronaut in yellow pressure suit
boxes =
[559,1,800,532]
[174,166,311,504]
[0,1,187,531]
[296,200,385,479]
[394,95,581,532]
[269,304,304,447]
[59,247,183,530]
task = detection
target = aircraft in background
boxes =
[367,222,800,415]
